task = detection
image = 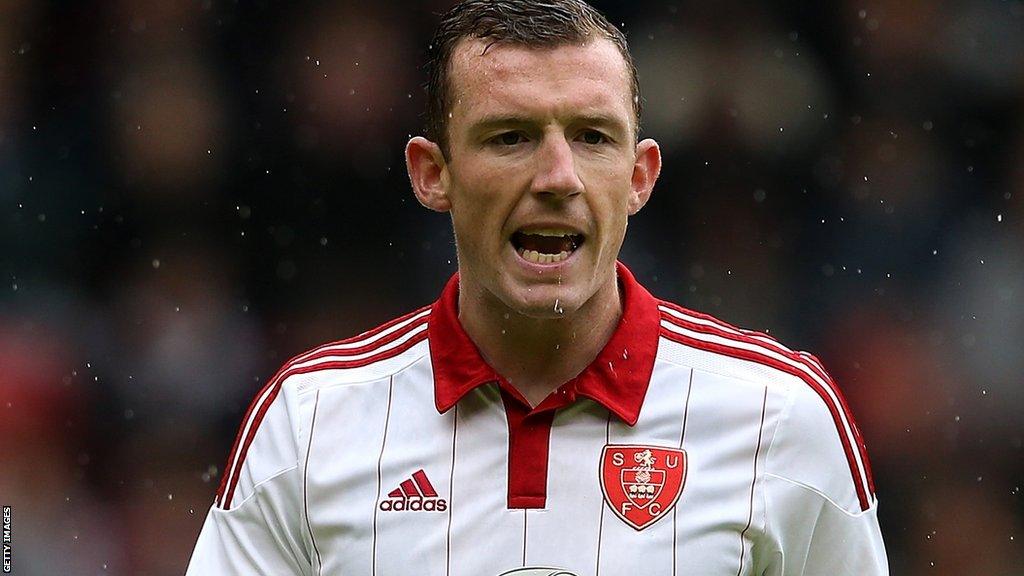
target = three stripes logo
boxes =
[379,469,448,512]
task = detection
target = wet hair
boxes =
[425,0,640,157]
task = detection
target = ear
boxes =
[628,138,661,215]
[405,136,451,212]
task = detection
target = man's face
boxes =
[437,38,657,318]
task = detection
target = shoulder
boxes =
[274,304,433,399]
[656,298,816,392]
[654,298,876,513]
[214,304,432,509]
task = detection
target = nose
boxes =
[530,134,583,200]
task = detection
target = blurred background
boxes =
[1,0,1022,573]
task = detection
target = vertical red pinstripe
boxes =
[594,413,611,576]
[736,387,768,576]
[521,509,528,565]
[371,377,394,576]
[445,404,458,576]
[303,390,323,574]
[672,368,695,576]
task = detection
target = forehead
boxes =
[447,37,633,128]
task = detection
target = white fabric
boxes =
[186,334,888,575]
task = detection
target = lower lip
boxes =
[510,243,582,272]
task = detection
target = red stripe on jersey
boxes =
[388,487,403,498]
[293,315,430,366]
[216,319,429,510]
[658,301,875,496]
[291,306,431,364]
[658,313,873,511]
[215,364,289,508]
[797,349,875,495]
[413,469,438,497]
[400,479,419,498]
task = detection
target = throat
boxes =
[457,284,624,408]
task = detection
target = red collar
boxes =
[429,261,661,426]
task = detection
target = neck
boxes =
[457,272,622,407]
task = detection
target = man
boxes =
[186,1,888,574]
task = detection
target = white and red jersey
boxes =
[186,263,887,575]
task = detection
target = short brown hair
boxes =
[425,0,641,157]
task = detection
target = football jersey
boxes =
[186,262,887,575]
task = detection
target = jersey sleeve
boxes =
[758,369,888,575]
[186,376,313,575]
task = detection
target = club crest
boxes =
[600,444,686,530]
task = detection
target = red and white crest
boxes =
[600,444,686,531]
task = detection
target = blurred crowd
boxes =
[1,0,1022,574]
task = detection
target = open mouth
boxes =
[511,229,585,265]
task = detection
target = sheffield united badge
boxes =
[600,444,686,530]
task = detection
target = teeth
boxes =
[517,248,572,264]
[521,229,577,237]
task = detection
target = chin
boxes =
[500,282,586,319]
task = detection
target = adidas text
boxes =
[379,497,448,512]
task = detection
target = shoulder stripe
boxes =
[657,307,874,511]
[660,301,859,439]
[215,312,430,509]
[661,302,788,360]
[289,316,430,370]
[291,306,431,365]
[658,302,875,496]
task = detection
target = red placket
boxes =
[496,378,579,509]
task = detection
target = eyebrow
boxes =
[470,113,630,137]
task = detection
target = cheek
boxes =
[451,164,522,217]
[583,170,633,230]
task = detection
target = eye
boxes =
[579,130,609,145]
[493,132,526,146]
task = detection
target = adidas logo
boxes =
[378,469,448,512]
